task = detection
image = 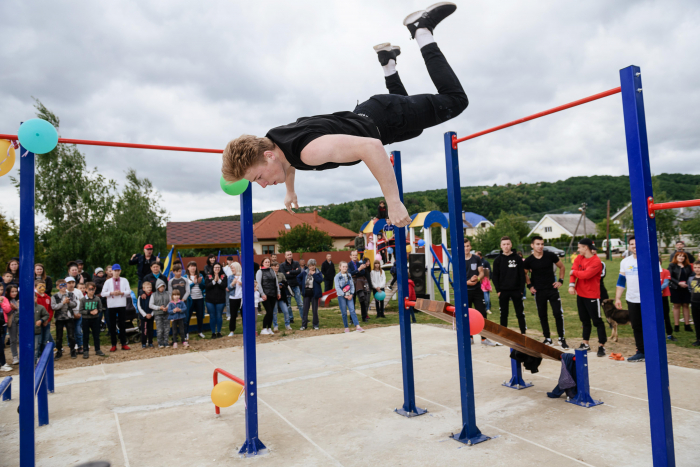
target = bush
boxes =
[277,223,333,253]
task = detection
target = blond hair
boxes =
[222,135,276,181]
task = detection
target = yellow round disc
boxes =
[211,380,244,408]
[0,140,16,177]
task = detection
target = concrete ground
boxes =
[1,324,699,467]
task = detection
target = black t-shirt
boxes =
[265,112,380,171]
[465,254,482,291]
[523,251,560,291]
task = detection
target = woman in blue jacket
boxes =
[297,259,324,331]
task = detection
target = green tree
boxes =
[277,223,333,253]
[595,218,624,240]
[682,186,700,245]
[473,211,530,253]
[0,210,19,267]
[12,100,169,281]
[652,176,680,251]
[346,204,371,234]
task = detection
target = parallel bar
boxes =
[238,184,268,458]
[453,87,621,145]
[444,132,489,445]
[648,197,700,218]
[0,134,222,154]
[620,65,675,466]
[392,150,427,418]
[0,376,11,401]
[19,140,36,467]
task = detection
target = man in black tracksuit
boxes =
[492,236,527,334]
[524,236,568,349]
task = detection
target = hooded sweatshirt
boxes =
[34,304,50,335]
[149,279,170,316]
[51,291,78,321]
[492,253,525,292]
[79,294,103,319]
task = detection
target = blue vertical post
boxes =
[238,183,267,457]
[620,65,675,466]
[392,151,427,418]
[444,132,489,445]
[502,350,533,390]
[19,141,36,467]
[567,349,602,408]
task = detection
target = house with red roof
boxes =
[253,210,356,255]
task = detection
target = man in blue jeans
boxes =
[280,251,302,322]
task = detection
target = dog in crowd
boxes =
[601,299,630,342]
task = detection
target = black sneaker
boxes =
[578,342,591,351]
[373,43,401,66]
[543,338,553,346]
[95,350,106,357]
[558,337,570,350]
[148,343,154,348]
[77,348,84,354]
[692,340,700,347]
[674,325,680,333]
[403,2,458,39]
[70,351,77,359]
[596,346,606,358]
[142,344,147,349]
[55,351,63,360]
[83,352,89,359]
[684,324,693,332]
[667,335,678,342]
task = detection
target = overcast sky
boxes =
[2,0,699,223]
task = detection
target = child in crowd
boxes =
[688,260,700,347]
[2,272,17,289]
[168,265,190,338]
[33,294,50,364]
[65,277,84,354]
[370,260,386,318]
[168,289,188,348]
[79,282,105,358]
[334,262,363,333]
[4,285,19,364]
[35,281,54,356]
[150,279,171,348]
[51,279,78,359]
[138,281,155,348]
[254,280,262,313]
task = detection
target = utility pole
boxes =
[606,200,611,260]
[566,202,587,260]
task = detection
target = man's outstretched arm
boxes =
[300,134,411,227]
[284,166,298,214]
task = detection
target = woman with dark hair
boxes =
[187,261,206,338]
[35,263,53,293]
[205,262,227,338]
[6,258,19,283]
[256,257,280,335]
[669,251,693,332]
[203,254,217,276]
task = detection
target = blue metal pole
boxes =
[444,132,489,445]
[620,65,675,466]
[18,141,36,467]
[392,151,427,418]
[238,183,267,457]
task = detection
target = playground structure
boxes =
[4,65,700,466]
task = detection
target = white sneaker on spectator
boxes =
[344,328,350,333]
[269,328,275,335]
[260,328,269,335]
[285,325,292,331]
[228,332,234,337]
[173,342,178,349]
[273,326,278,332]
[1,364,12,372]
[198,333,205,339]
[12,357,19,365]
[355,326,365,332]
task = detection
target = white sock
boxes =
[382,59,396,77]
[415,28,435,49]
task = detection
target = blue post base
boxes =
[502,351,534,390]
[566,349,603,408]
[238,438,268,458]
[394,406,428,418]
[452,428,491,446]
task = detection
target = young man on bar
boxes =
[222,3,465,228]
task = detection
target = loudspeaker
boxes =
[409,253,427,297]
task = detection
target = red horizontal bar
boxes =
[452,87,622,146]
[648,197,700,218]
[0,134,222,154]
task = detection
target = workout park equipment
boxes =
[3,65,700,466]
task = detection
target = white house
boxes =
[527,214,598,240]
[463,212,493,237]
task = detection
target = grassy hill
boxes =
[199,173,700,231]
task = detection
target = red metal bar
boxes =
[647,197,700,219]
[404,299,455,313]
[213,368,245,415]
[452,87,622,148]
[0,134,222,154]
